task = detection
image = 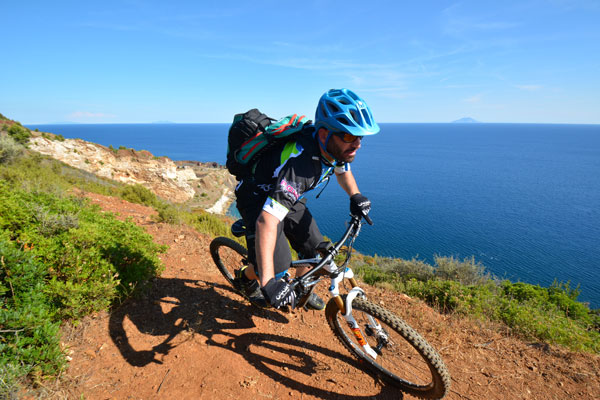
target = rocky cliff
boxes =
[28,135,237,213]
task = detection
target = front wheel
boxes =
[325,295,450,399]
[209,237,247,287]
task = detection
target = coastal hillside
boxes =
[25,124,236,213]
[1,114,599,399]
[54,193,600,399]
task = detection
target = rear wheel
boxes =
[325,295,450,399]
[209,237,247,287]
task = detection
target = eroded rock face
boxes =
[28,136,236,210]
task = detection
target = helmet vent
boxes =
[326,101,341,114]
[349,109,360,124]
[336,116,351,126]
[361,109,371,126]
[338,97,351,105]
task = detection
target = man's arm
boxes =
[255,210,280,286]
[337,170,373,224]
[336,170,360,196]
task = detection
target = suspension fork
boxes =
[329,270,379,359]
[331,276,359,315]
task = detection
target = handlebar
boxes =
[292,215,363,283]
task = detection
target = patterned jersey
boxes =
[235,132,349,221]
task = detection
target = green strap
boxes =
[280,141,301,165]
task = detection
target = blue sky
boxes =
[2,1,599,124]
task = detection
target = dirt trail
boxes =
[60,193,599,399]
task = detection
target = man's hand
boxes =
[350,193,373,225]
[261,278,297,309]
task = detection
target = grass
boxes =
[351,253,600,353]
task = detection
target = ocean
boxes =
[27,123,600,307]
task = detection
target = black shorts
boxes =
[237,199,324,278]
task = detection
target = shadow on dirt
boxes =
[231,332,401,399]
[108,276,401,399]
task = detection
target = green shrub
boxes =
[403,279,464,312]
[1,235,65,388]
[547,281,590,321]
[33,205,79,236]
[434,255,490,285]
[0,181,166,386]
[1,182,165,311]
[7,124,31,145]
[353,255,599,353]
[192,211,233,238]
[355,262,400,286]
[156,204,183,224]
[119,184,159,208]
[0,134,23,164]
[389,257,434,281]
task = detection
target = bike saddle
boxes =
[231,219,246,237]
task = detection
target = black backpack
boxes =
[226,109,311,179]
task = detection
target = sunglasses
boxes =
[332,131,363,143]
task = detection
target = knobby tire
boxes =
[325,295,450,399]
[209,236,247,287]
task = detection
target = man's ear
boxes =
[317,127,329,142]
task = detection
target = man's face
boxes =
[325,131,362,163]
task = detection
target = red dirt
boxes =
[57,193,599,399]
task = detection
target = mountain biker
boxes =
[233,88,380,310]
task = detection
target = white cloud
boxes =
[441,2,520,38]
[464,94,483,103]
[360,87,412,99]
[515,84,543,91]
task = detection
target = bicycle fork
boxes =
[328,266,385,360]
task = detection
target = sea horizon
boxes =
[27,121,600,126]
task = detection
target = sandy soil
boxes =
[54,193,599,400]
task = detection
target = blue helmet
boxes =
[315,88,380,136]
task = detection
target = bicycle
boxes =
[209,214,451,399]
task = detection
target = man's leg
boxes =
[243,217,292,282]
[232,202,268,306]
[283,201,325,275]
[282,201,326,310]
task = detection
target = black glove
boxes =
[350,193,373,225]
[261,278,297,309]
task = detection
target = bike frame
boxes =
[289,215,384,359]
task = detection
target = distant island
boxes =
[452,117,480,123]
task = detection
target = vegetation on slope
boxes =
[0,121,236,395]
[0,132,165,395]
[351,254,600,353]
[1,114,598,397]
